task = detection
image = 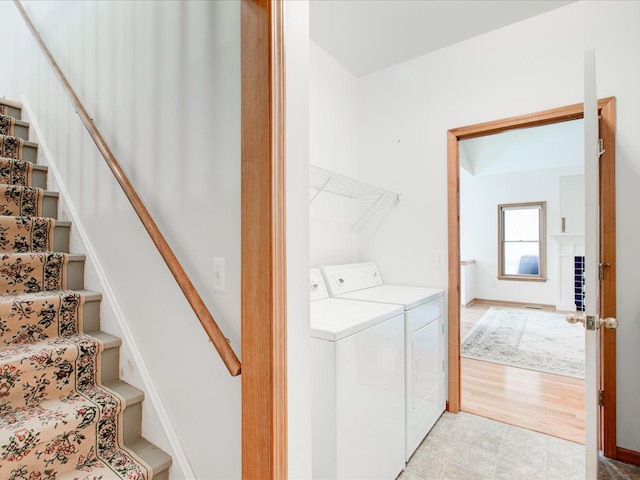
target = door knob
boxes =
[566,312,586,325]
[566,312,618,330]
[599,317,618,329]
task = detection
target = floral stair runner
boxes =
[0,112,155,479]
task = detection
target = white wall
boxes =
[460,165,583,306]
[356,0,640,452]
[285,1,312,478]
[0,1,242,478]
[309,41,359,266]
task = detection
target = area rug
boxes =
[461,307,585,378]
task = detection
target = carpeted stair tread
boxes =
[0,115,14,136]
[0,184,44,217]
[0,185,59,219]
[126,437,173,479]
[0,115,29,140]
[0,190,59,220]
[0,375,151,479]
[0,216,56,253]
[0,156,48,189]
[0,157,34,187]
[0,217,70,253]
[0,394,113,477]
[0,290,101,346]
[87,330,122,350]
[0,333,112,407]
[0,99,22,119]
[0,133,37,164]
[0,133,24,160]
[0,97,168,478]
[0,252,85,295]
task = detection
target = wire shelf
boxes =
[309,164,400,230]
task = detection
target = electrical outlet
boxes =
[213,257,226,292]
[434,250,445,267]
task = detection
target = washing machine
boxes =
[320,263,446,461]
[309,269,405,480]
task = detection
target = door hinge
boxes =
[599,262,611,280]
[598,138,605,157]
[599,390,605,406]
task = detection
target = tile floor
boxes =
[399,411,585,480]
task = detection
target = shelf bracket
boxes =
[309,176,331,204]
[352,193,385,231]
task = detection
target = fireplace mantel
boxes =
[552,233,585,311]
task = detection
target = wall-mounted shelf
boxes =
[309,164,400,230]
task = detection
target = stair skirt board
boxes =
[0,103,167,479]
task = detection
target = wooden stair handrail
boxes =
[14,0,241,377]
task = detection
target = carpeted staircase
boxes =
[0,99,171,479]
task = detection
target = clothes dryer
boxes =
[320,263,446,461]
[310,269,405,480]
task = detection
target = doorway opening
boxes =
[458,119,585,443]
[447,98,617,457]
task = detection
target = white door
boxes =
[583,47,600,480]
[567,49,618,479]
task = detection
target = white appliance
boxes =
[320,263,446,461]
[309,269,405,480]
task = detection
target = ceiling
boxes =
[460,119,584,177]
[310,0,574,77]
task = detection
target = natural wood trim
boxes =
[449,98,615,140]
[13,0,242,376]
[599,97,616,458]
[447,130,461,413]
[447,97,617,453]
[616,447,640,467]
[241,0,287,478]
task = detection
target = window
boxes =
[498,202,546,281]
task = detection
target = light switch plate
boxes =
[213,257,226,292]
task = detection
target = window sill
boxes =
[497,275,548,283]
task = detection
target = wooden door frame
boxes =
[241,1,288,478]
[447,97,617,457]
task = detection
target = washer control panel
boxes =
[310,269,329,301]
[320,263,383,296]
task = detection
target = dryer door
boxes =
[412,318,440,408]
[406,298,446,460]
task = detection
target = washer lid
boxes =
[310,298,403,341]
[337,285,444,310]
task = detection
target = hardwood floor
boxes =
[460,302,586,444]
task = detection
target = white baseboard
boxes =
[21,95,196,480]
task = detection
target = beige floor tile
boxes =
[429,416,466,443]
[441,463,491,480]
[403,452,449,480]
[459,427,503,454]
[499,440,547,471]
[449,442,499,477]
[493,456,546,480]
